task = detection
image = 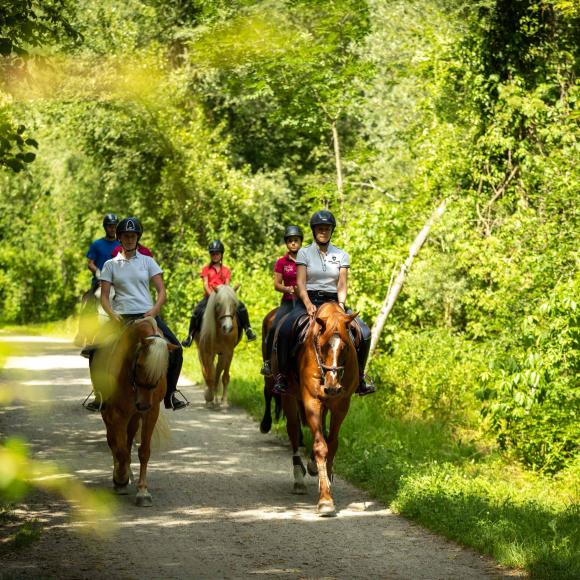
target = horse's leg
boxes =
[214,353,225,407]
[283,396,307,495]
[126,414,141,483]
[260,379,274,433]
[103,410,131,493]
[303,398,334,516]
[219,350,234,407]
[135,405,159,507]
[199,349,216,406]
[325,401,350,484]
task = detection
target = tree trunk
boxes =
[368,199,448,360]
[331,119,345,227]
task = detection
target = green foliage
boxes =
[478,275,580,472]
[0,0,579,571]
[372,329,485,424]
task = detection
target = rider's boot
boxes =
[354,333,376,396]
[355,374,376,396]
[272,373,289,395]
[260,360,272,376]
[245,326,257,342]
[80,344,97,359]
[165,391,188,410]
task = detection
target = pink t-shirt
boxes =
[274,253,297,301]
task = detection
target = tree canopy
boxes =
[0,0,578,474]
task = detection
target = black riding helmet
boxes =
[103,213,119,227]
[116,217,143,241]
[309,210,336,233]
[208,240,225,254]
[284,225,303,241]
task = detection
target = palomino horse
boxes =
[196,285,241,408]
[90,317,177,506]
[276,302,359,516]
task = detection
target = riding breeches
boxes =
[274,296,371,377]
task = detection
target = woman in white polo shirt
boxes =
[273,210,375,396]
[100,217,187,411]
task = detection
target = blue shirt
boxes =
[86,238,119,273]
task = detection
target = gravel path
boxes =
[0,335,521,579]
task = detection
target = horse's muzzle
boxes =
[323,385,343,397]
[136,401,152,413]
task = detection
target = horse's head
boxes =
[312,302,358,397]
[131,318,177,412]
[212,285,239,336]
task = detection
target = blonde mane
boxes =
[199,285,239,345]
[134,317,169,384]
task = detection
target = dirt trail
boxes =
[0,335,519,579]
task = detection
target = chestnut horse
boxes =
[275,302,359,516]
[90,317,177,506]
[196,285,241,408]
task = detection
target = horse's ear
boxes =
[167,343,180,352]
[347,312,359,324]
[232,283,241,292]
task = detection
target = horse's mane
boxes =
[132,317,169,384]
[200,285,239,344]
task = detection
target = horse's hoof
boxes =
[204,389,213,402]
[114,484,129,495]
[292,482,307,495]
[135,491,152,507]
[307,460,318,476]
[317,501,336,517]
[260,418,272,434]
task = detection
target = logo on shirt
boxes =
[330,255,338,262]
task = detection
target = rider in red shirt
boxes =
[261,225,303,376]
[181,240,256,347]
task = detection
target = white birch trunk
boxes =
[368,199,448,360]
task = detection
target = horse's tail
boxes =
[135,412,173,452]
[274,392,283,422]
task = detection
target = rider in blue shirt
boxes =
[86,213,119,291]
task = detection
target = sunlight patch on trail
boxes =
[4,355,87,370]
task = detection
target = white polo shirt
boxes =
[100,253,163,315]
[296,243,350,293]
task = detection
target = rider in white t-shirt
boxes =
[98,217,188,411]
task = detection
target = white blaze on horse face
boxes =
[325,334,342,385]
[219,312,234,334]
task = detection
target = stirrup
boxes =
[356,374,376,396]
[82,390,104,411]
[167,389,190,410]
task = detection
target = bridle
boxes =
[314,332,346,386]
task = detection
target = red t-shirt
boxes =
[111,244,153,257]
[200,263,231,296]
[274,253,297,301]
